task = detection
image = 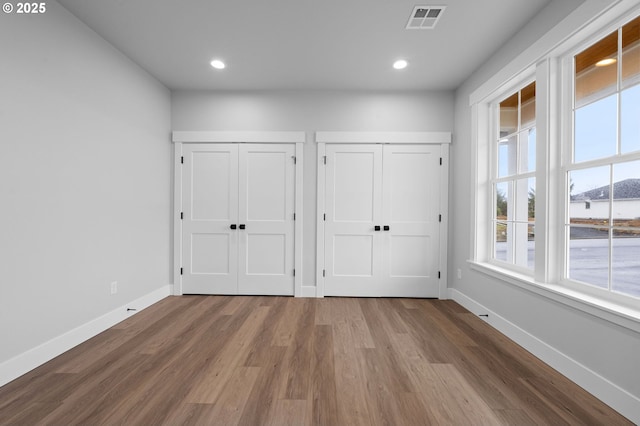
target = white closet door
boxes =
[382,145,440,297]
[324,144,384,296]
[237,144,295,295]
[182,144,238,294]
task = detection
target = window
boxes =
[472,6,640,322]
[492,82,536,271]
[567,16,640,298]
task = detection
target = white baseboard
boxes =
[0,285,171,387]
[448,288,640,424]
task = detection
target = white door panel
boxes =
[382,145,440,296]
[388,235,431,277]
[332,234,375,276]
[182,145,238,294]
[191,151,233,221]
[238,144,295,295]
[191,233,230,274]
[333,151,377,222]
[324,145,383,296]
[246,234,286,275]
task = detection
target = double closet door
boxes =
[324,144,441,298]
[181,144,295,295]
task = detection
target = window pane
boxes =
[495,221,509,262]
[514,222,534,269]
[528,128,536,172]
[519,128,536,173]
[527,177,536,221]
[575,31,618,106]
[569,166,611,225]
[520,82,536,129]
[575,94,617,162]
[500,93,518,136]
[621,84,640,154]
[622,16,640,87]
[496,182,509,220]
[528,222,535,269]
[514,178,532,221]
[568,225,609,289]
[612,160,640,227]
[498,135,517,177]
[612,229,640,297]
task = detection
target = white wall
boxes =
[0,1,171,366]
[450,0,640,420]
[172,90,454,287]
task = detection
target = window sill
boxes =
[467,260,640,334]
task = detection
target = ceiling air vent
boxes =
[406,6,445,29]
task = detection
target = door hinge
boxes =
[323,269,326,277]
[181,212,184,220]
[438,271,441,279]
[180,267,183,275]
[323,155,327,165]
[293,269,296,277]
[323,213,326,221]
[181,156,184,164]
[439,214,442,222]
[293,155,297,164]
[293,212,296,220]
[439,157,442,165]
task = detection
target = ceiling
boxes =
[57,0,553,91]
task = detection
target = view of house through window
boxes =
[569,16,640,297]
[494,82,536,270]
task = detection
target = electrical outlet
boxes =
[110,281,118,295]
[457,268,462,279]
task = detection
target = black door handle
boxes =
[239,224,246,229]
[374,225,381,231]
[383,225,390,231]
[230,224,237,230]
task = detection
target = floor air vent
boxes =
[406,6,445,29]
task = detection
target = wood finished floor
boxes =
[0,296,631,425]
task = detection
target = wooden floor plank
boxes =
[331,313,374,426]
[185,305,271,404]
[359,299,415,393]
[271,298,306,347]
[430,363,503,425]
[358,347,407,426]
[267,399,307,426]
[314,297,333,325]
[243,296,288,367]
[165,367,261,426]
[236,346,288,426]
[0,296,631,425]
[279,299,316,400]
[308,324,339,426]
[493,408,538,426]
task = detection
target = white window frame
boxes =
[559,13,640,305]
[469,0,640,334]
[488,78,537,275]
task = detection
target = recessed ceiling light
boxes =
[393,59,408,70]
[595,58,617,67]
[210,59,226,69]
